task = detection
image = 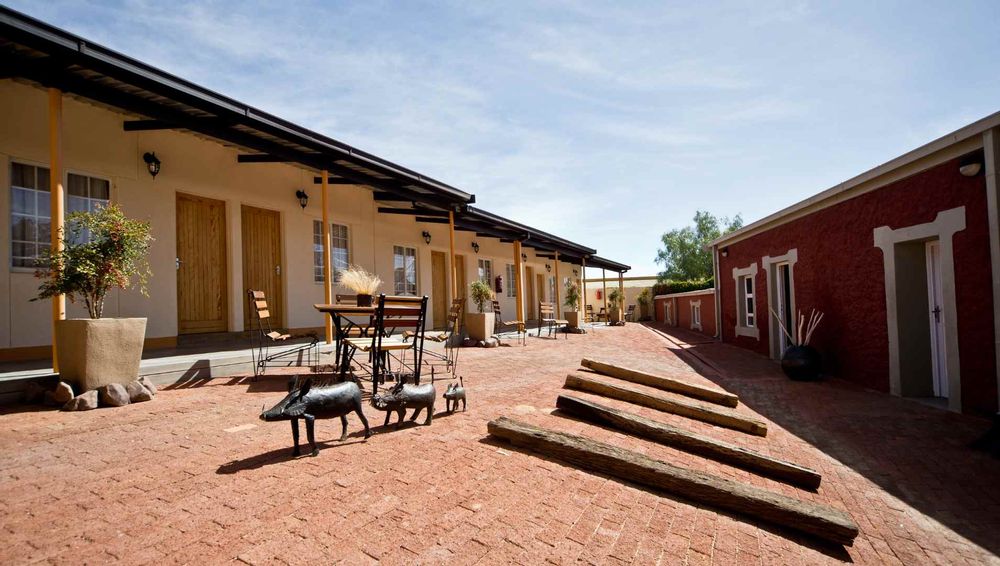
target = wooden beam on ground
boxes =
[581,358,738,408]
[555,395,820,489]
[487,417,857,546]
[564,373,768,437]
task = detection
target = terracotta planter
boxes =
[565,311,581,328]
[56,318,147,392]
[465,312,495,342]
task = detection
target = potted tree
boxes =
[564,279,581,328]
[608,288,625,325]
[636,288,652,321]
[465,280,495,341]
[771,308,825,381]
[34,204,153,392]
[340,265,381,306]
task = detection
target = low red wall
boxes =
[654,292,716,338]
[718,156,996,415]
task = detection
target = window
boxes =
[732,263,759,339]
[10,163,51,268]
[505,264,517,298]
[312,221,350,283]
[66,173,110,244]
[691,300,702,331]
[478,258,493,284]
[393,245,417,295]
[548,276,556,303]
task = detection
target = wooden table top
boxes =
[313,304,376,315]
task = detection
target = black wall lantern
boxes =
[521,253,527,261]
[142,152,160,178]
[545,263,552,273]
[471,241,480,254]
[422,230,432,245]
[295,189,309,209]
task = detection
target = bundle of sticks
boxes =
[770,307,824,346]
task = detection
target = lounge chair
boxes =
[538,301,568,339]
[247,289,318,379]
[493,300,526,346]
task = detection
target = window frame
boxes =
[312,220,351,284]
[477,258,493,284]
[505,263,517,298]
[732,262,760,339]
[690,299,702,331]
[10,161,52,270]
[65,170,111,245]
[393,244,418,296]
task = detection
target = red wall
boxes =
[654,292,717,338]
[718,157,996,416]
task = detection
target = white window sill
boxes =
[735,326,759,339]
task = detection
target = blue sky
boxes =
[10,1,1000,276]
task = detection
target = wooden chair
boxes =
[625,304,636,322]
[345,294,428,390]
[405,298,464,375]
[585,304,595,323]
[493,300,526,346]
[247,290,318,379]
[538,301,569,339]
[596,307,608,322]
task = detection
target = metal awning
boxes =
[0,6,473,210]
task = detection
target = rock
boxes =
[99,383,130,407]
[62,390,98,411]
[125,380,153,403]
[139,376,157,395]
[52,382,74,404]
[23,381,46,404]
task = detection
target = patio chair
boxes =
[538,301,569,339]
[585,304,595,323]
[493,300,526,346]
[345,294,428,390]
[404,298,464,375]
[247,289,318,379]
[625,304,636,322]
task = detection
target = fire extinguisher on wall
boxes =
[596,289,602,300]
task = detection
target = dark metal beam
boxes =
[377,208,449,217]
[237,154,295,163]
[313,176,364,185]
[415,217,450,224]
[123,119,177,131]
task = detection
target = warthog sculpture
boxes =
[260,377,371,456]
[443,377,467,413]
[371,382,436,427]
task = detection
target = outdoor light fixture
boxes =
[721,247,729,258]
[573,269,579,276]
[471,241,480,254]
[295,189,309,209]
[521,253,527,261]
[422,230,432,245]
[142,152,160,178]
[545,263,552,273]
[959,151,984,177]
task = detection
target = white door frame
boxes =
[763,249,798,360]
[874,207,965,412]
[925,241,948,397]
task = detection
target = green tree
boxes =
[655,211,743,281]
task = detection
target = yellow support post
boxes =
[602,268,608,326]
[321,170,333,344]
[449,210,457,301]
[514,240,524,334]
[581,256,587,322]
[48,88,65,372]
[554,251,561,318]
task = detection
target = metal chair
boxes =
[493,300,526,346]
[585,304,596,323]
[538,301,569,339]
[345,294,428,391]
[247,290,318,379]
[625,304,636,322]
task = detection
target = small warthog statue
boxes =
[371,382,436,427]
[260,377,371,456]
[443,377,466,413]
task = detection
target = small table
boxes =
[314,304,376,377]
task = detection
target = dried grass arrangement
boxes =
[340,265,381,295]
[770,307,824,346]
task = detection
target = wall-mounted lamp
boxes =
[142,152,161,178]
[471,241,480,254]
[721,247,729,258]
[521,253,527,262]
[573,269,579,276]
[422,230,432,245]
[959,151,984,177]
[545,263,552,273]
[294,189,309,209]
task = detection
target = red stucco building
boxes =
[653,289,716,339]
[708,113,1000,416]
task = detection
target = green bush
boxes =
[469,280,494,313]
[651,278,714,297]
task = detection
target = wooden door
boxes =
[525,267,536,320]
[241,205,283,330]
[455,254,467,304]
[431,251,448,329]
[536,274,545,305]
[925,241,948,397]
[176,193,228,334]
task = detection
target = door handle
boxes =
[275,265,281,276]
[176,257,182,270]
[932,305,941,323]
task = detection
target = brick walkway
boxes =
[2,323,998,564]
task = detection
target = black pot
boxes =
[781,345,822,381]
[356,294,373,307]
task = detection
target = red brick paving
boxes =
[2,323,999,564]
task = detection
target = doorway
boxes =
[241,205,283,330]
[176,193,228,334]
[454,254,467,308]
[926,241,948,398]
[525,267,536,320]
[775,263,794,354]
[431,251,448,329]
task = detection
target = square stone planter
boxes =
[56,318,147,392]
[465,312,495,342]
[609,309,624,324]
[565,311,581,328]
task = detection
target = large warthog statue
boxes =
[260,377,371,457]
[371,382,436,427]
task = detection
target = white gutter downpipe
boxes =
[712,244,722,340]
[983,128,1000,413]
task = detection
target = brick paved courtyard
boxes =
[2,323,999,565]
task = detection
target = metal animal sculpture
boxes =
[260,377,371,457]
[443,377,467,413]
[371,382,436,427]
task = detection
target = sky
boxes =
[9,0,1000,276]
